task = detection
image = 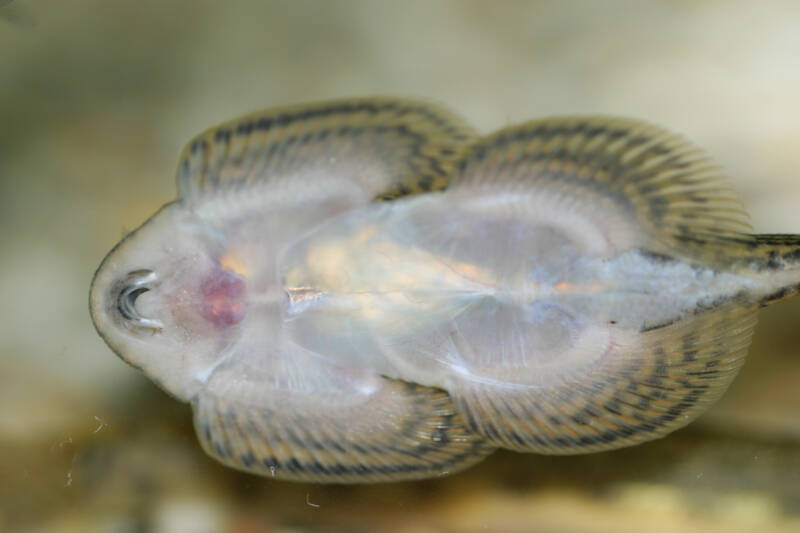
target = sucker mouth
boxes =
[117,269,164,331]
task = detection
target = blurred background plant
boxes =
[1,1,799,532]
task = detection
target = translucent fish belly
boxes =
[279,188,751,391]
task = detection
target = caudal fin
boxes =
[742,234,800,307]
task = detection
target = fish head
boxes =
[89,202,248,401]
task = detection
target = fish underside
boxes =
[89,98,800,482]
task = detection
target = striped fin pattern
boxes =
[193,379,494,483]
[748,234,800,272]
[454,305,757,453]
[450,116,755,263]
[177,97,476,202]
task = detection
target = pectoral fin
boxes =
[177,97,476,203]
[193,378,493,483]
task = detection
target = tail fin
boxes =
[752,234,800,262]
[742,234,800,307]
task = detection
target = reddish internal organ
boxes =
[201,267,247,327]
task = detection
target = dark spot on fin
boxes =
[640,318,678,333]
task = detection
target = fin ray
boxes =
[193,378,493,483]
[177,97,476,202]
[452,305,756,453]
[450,116,754,262]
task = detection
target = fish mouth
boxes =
[115,269,164,331]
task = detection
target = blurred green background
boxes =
[1,1,800,532]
